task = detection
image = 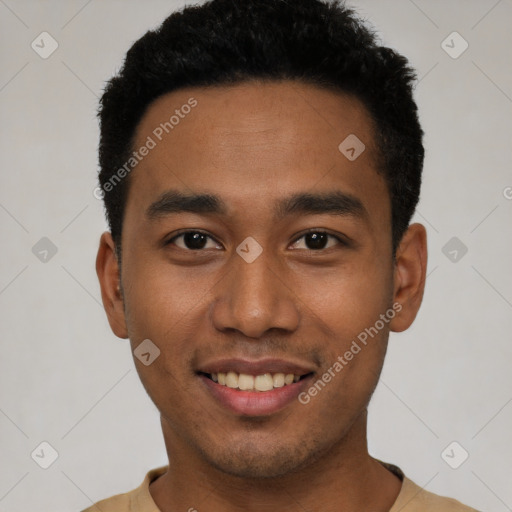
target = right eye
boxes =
[165,230,223,251]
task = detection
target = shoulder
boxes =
[81,492,131,512]
[392,476,481,512]
[80,466,168,512]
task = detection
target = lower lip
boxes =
[199,374,314,416]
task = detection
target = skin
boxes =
[96,80,427,512]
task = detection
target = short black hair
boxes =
[98,0,423,258]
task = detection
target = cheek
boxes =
[300,257,392,337]
[123,267,200,402]
[299,256,392,387]
[123,254,209,337]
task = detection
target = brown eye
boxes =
[290,231,345,251]
[167,231,221,251]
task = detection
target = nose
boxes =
[211,250,300,339]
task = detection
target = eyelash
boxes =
[165,229,347,251]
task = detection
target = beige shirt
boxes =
[81,462,479,512]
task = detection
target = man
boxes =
[87,0,479,510]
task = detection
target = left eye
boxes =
[290,231,343,251]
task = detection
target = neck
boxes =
[150,410,402,512]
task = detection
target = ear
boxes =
[389,223,427,333]
[96,232,128,339]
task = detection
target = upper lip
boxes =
[197,358,315,377]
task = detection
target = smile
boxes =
[198,371,315,416]
[202,371,312,392]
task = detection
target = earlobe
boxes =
[96,232,129,339]
[389,223,427,333]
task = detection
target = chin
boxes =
[201,437,323,480]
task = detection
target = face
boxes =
[97,80,426,479]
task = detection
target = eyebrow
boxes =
[146,189,368,222]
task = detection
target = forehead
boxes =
[127,80,388,226]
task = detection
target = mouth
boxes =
[198,371,314,392]
[196,359,315,416]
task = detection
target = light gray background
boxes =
[0,0,511,511]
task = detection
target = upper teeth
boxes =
[211,371,301,391]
